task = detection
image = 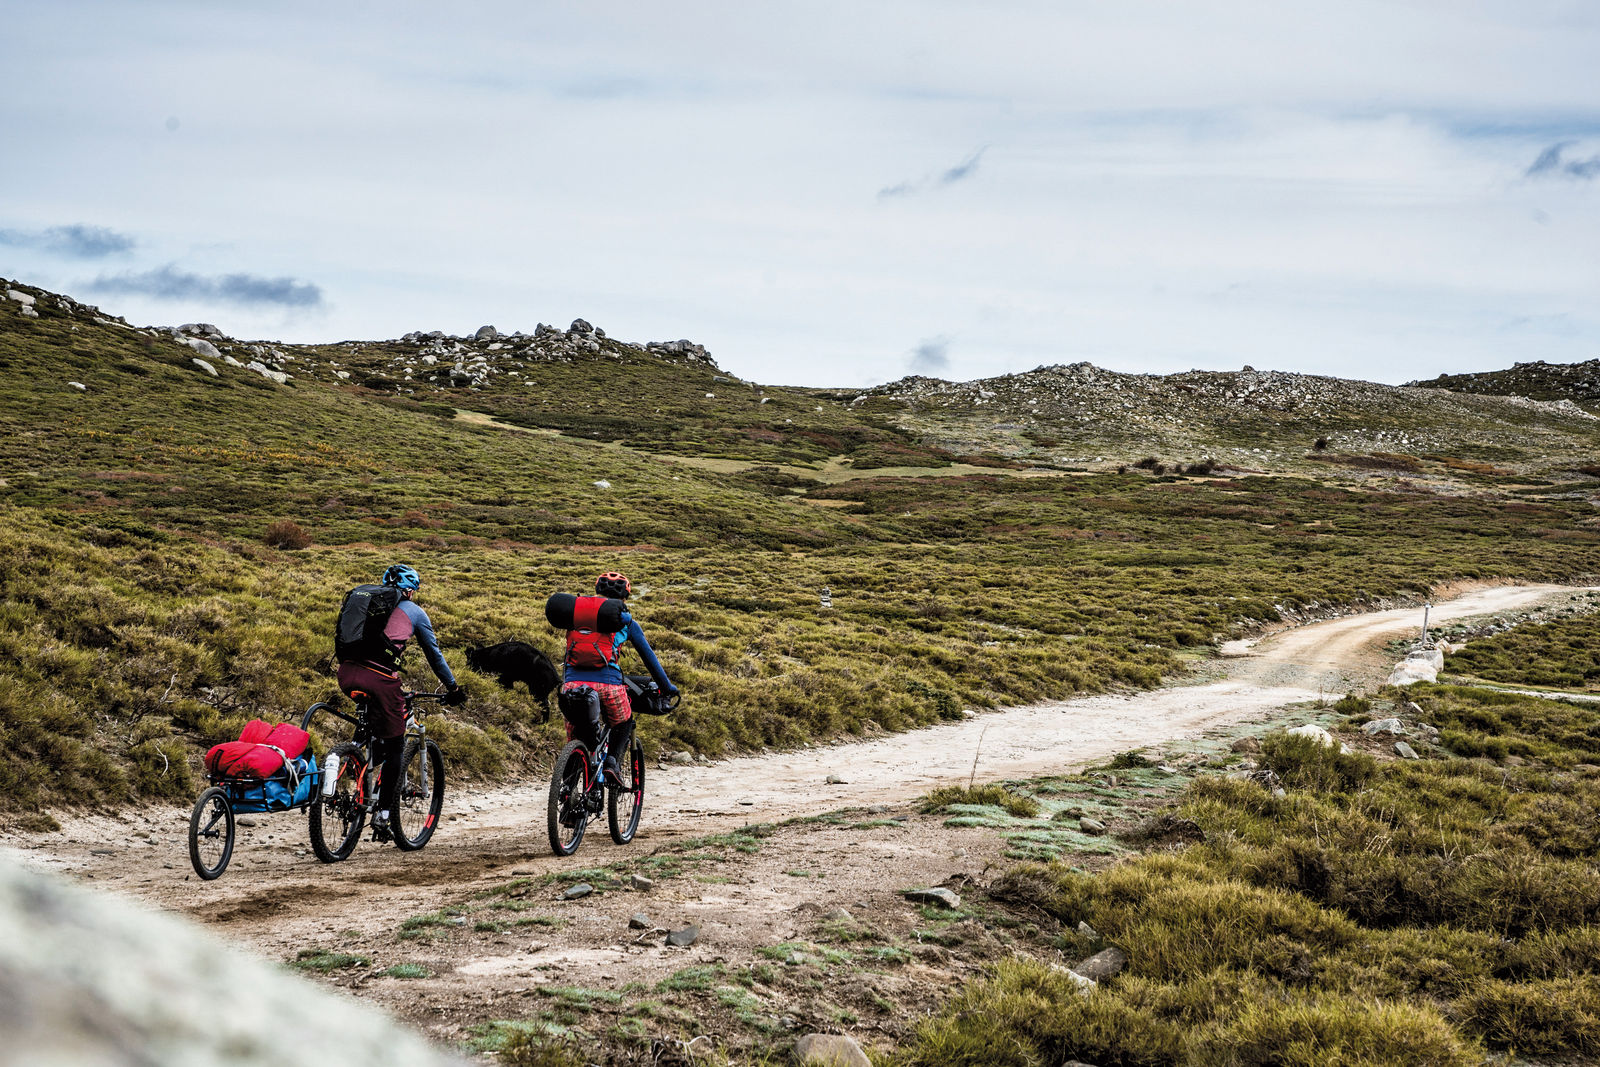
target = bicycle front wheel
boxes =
[608,736,645,845]
[309,742,367,862]
[547,740,591,857]
[392,737,445,851]
[188,786,235,880]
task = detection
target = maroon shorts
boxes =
[337,661,406,739]
[560,681,631,741]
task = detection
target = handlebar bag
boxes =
[625,675,674,716]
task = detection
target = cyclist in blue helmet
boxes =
[335,564,465,837]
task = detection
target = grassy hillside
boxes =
[888,679,1600,1066]
[3,279,1600,817]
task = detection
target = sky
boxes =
[2,2,1598,388]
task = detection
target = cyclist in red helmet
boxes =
[560,572,677,785]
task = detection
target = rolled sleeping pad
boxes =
[545,592,627,634]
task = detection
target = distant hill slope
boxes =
[863,362,1600,478]
[1406,359,1600,411]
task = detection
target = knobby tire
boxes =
[392,737,445,851]
[607,737,645,845]
[309,741,367,862]
[548,739,591,857]
[188,786,235,880]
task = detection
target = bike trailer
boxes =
[204,719,321,813]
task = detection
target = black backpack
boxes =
[335,584,403,666]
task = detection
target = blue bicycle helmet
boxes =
[382,564,421,592]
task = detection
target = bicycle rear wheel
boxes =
[392,737,445,851]
[547,740,591,857]
[608,737,645,844]
[188,786,235,880]
[309,742,367,862]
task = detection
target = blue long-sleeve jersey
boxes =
[384,598,457,687]
[563,613,672,691]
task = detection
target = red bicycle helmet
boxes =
[595,572,631,599]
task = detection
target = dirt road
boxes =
[0,582,1586,1057]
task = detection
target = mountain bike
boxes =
[546,680,679,856]
[303,690,447,862]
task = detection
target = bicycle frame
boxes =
[313,690,444,815]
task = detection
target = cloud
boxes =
[908,336,951,376]
[90,264,325,308]
[0,224,135,258]
[878,147,988,199]
[939,147,986,185]
[1525,141,1600,180]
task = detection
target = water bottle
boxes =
[321,752,341,796]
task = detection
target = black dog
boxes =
[465,641,561,719]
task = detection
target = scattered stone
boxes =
[1048,963,1097,995]
[865,804,888,814]
[19,305,37,317]
[902,887,961,910]
[738,799,754,806]
[630,874,653,891]
[474,325,498,342]
[1077,921,1099,940]
[1361,718,1406,736]
[825,774,846,785]
[793,1033,870,1067]
[666,925,699,947]
[1287,723,1336,747]
[823,908,853,923]
[191,358,217,377]
[68,381,86,391]
[560,883,593,901]
[1405,701,1425,716]
[1394,741,1420,760]
[1078,817,1106,835]
[6,289,36,305]
[592,479,611,489]
[628,913,650,930]
[667,752,693,765]
[1073,945,1129,982]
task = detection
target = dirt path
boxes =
[1,582,1587,1058]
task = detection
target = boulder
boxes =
[628,913,651,930]
[183,337,222,360]
[5,288,36,305]
[1387,648,1443,687]
[0,856,461,1066]
[570,318,594,335]
[1394,741,1419,760]
[630,874,654,891]
[474,325,498,342]
[245,361,290,385]
[191,358,218,377]
[1361,718,1406,736]
[19,305,37,318]
[1078,817,1106,835]
[793,1033,870,1067]
[666,925,699,947]
[560,883,593,901]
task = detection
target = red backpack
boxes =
[565,597,618,670]
[546,593,627,671]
